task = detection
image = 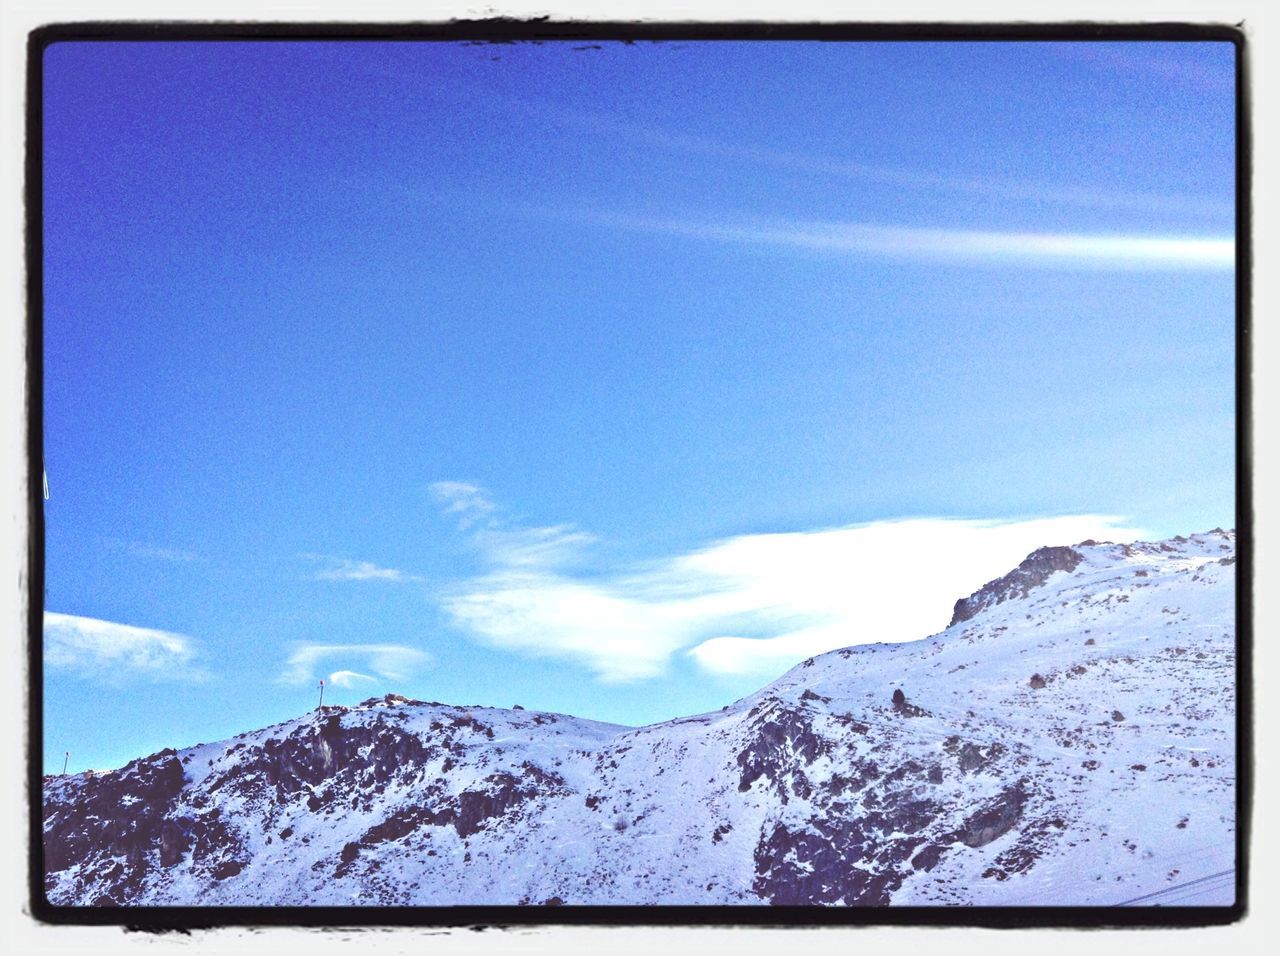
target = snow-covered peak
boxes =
[43,530,1236,908]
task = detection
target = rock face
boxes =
[950,546,1085,627]
[42,531,1237,907]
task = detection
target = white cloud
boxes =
[582,211,1233,271]
[430,481,497,528]
[301,554,420,583]
[327,669,376,688]
[431,482,595,568]
[444,571,686,682]
[437,514,1148,682]
[278,643,433,687]
[470,524,598,569]
[44,612,206,682]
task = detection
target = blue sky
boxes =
[41,39,1236,772]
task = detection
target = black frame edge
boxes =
[26,21,50,929]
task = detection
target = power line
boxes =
[1111,868,1235,906]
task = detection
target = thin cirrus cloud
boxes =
[300,554,421,583]
[432,484,1147,682]
[446,86,1232,219]
[44,612,207,682]
[277,643,434,688]
[562,209,1235,272]
[429,481,498,529]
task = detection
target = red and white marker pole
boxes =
[317,679,325,710]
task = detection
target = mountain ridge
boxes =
[42,529,1237,907]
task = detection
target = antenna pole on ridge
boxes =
[62,751,69,775]
[317,679,325,710]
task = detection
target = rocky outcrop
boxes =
[891,688,928,717]
[42,750,198,904]
[955,783,1028,848]
[735,702,828,801]
[950,546,1084,626]
[42,697,566,901]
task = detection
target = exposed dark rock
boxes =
[826,760,881,796]
[992,815,1062,877]
[212,859,245,881]
[911,843,947,872]
[958,743,986,773]
[453,768,563,839]
[753,786,941,906]
[950,546,1084,626]
[157,817,192,868]
[1029,674,1047,690]
[1111,710,1126,722]
[753,820,894,905]
[225,713,441,806]
[880,759,926,787]
[891,688,928,717]
[956,783,1028,848]
[43,752,189,887]
[188,811,250,883]
[360,800,454,845]
[736,706,827,800]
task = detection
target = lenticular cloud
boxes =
[436,508,1147,681]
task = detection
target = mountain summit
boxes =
[43,530,1237,907]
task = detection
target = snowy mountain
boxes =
[42,530,1238,907]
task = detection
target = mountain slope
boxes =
[42,530,1238,907]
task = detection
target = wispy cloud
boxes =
[44,612,207,682]
[327,669,377,688]
[300,554,421,583]
[430,480,498,529]
[563,209,1234,271]
[433,492,1147,681]
[278,643,434,687]
[470,525,598,569]
[472,89,1233,219]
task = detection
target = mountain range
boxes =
[42,530,1238,907]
